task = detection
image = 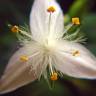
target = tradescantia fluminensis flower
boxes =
[0,0,96,94]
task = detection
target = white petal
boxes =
[53,41,96,79]
[0,42,47,94]
[30,0,64,42]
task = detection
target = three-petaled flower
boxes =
[0,0,96,94]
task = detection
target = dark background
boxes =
[0,0,96,96]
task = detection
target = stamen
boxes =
[11,25,19,33]
[20,55,29,62]
[49,57,58,81]
[72,50,80,56]
[50,72,58,81]
[47,6,56,13]
[10,25,33,39]
[47,6,56,36]
[72,17,80,25]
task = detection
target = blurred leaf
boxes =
[81,14,96,43]
[68,0,88,17]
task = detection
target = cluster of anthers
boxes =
[10,6,82,81]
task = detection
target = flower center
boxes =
[43,38,57,54]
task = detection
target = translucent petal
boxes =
[53,41,96,79]
[30,0,64,42]
[0,42,47,94]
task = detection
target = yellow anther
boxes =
[47,6,56,13]
[72,17,80,25]
[11,25,19,33]
[20,55,29,62]
[72,50,80,56]
[50,72,58,81]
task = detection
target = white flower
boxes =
[0,0,96,94]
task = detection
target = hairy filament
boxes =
[63,23,73,34]
[49,56,54,75]
[29,52,40,58]
[64,29,80,40]
[19,30,32,39]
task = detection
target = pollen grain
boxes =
[47,6,56,13]
[20,55,29,62]
[72,17,80,25]
[11,25,19,33]
[72,50,80,56]
[50,72,58,81]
